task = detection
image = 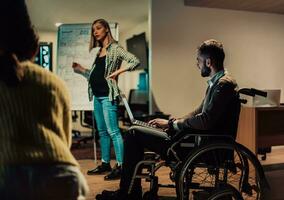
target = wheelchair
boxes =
[128,88,270,200]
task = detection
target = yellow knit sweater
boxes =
[0,61,78,166]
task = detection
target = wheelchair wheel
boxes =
[207,184,244,200]
[143,191,159,200]
[176,142,269,200]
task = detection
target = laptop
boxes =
[120,94,170,139]
[253,89,281,107]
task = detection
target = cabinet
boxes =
[237,106,284,154]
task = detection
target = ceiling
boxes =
[27,0,284,34]
[26,0,148,33]
[184,0,284,15]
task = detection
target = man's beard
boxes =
[201,65,211,77]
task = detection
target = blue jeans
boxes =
[93,96,124,165]
[0,164,89,200]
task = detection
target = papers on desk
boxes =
[242,89,281,107]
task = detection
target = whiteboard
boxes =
[56,23,119,110]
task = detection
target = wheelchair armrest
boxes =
[182,133,234,141]
[166,132,235,163]
[179,142,195,148]
[176,133,235,148]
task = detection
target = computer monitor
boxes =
[126,32,148,70]
[34,42,52,71]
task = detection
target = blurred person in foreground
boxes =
[0,0,88,199]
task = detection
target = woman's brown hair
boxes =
[89,19,115,52]
[0,0,39,86]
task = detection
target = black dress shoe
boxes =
[96,190,124,200]
[104,164,122,180]
[96,189,142,200]
[87,162,111,175]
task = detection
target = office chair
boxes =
[72,111,97,148]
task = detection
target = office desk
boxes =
[237,106,284,154]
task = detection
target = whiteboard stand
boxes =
[92,110,98,166]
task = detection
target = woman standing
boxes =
[72,19,140,180]
[0,0,88,199]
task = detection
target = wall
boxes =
[151,0,284,117]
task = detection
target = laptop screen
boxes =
[120,94,135,122]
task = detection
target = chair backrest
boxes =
[83,111,93,126]
[79,111,94,129]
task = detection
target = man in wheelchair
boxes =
[96,39,241,200]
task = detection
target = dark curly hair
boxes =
[0,0,39,86]
[198,39,225,71]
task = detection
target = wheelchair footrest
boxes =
[158,184,176,188]
[189,182,201,188]
[135,174,154,179]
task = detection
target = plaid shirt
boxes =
[83,42,140,101]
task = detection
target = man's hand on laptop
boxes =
[148,118,169,130]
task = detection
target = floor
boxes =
[258,146,284,200]
[73,142,284,200]
[78,159,176,200]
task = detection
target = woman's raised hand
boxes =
[72,62,85,74]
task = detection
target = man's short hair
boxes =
[198,39,225,70]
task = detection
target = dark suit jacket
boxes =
[177,73,241,139]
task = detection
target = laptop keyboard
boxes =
[131,121,170,140]
[133,119,160,129]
